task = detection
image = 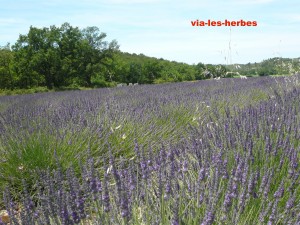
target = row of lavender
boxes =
[0,75,299,224]
[0,76,283,134]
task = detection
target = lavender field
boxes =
[0,75,300,224]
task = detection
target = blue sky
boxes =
[0,0,299,64]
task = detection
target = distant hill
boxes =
[111,51,208,84]
[115,53,300,83]
[225,57,300,76]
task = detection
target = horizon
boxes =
[120,51,300,66]
[1,0,299,65]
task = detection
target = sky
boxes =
[0,0,299,65]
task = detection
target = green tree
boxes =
[177,64,196,81]
[12,33,42,88]
[11,23,119,89]
[204,64,216,78]
[12,26,62,88]
[215,65,227,77]
[143,60,163,83]
[159,63,181,82]
[194,62,205,80]
[0,44,14,89]
[127,62,144,83]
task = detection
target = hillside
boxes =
[226,57,300,76]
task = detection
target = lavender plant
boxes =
[0,74,300,224]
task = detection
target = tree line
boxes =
[2,22,297,91]
[0,23,232,91]
[0,23,119,90]
[109,52,228,85]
